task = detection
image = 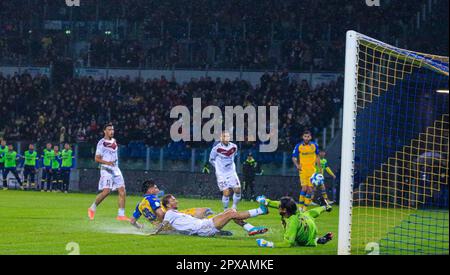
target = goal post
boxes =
[338,31,449,255]
[338,30,358,255]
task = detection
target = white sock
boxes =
[90,202,97,211]
[118,208,125,216]
[248,208,264,217]
[222,195,230,209]
[232,193,241,209]
[243,223,254,232]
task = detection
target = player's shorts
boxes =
[195,219,220,237]
[216,173,240,191]
[98,169,125,191]
[299,168,315,188]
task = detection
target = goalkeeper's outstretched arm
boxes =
[265,199,280,209]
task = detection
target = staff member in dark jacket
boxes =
[242,153,263,200]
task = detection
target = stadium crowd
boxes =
[1,0,448,69]
[0,71,343,150]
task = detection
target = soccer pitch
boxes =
[0,190,339,255]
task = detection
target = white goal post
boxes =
[337,30,358,255]
[337,30,449,255]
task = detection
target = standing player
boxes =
[88,123,130,221]
[292,130,321,211]
[60,143,74,193]
[209,131,242,210]
[23,144,39,190]
[41,143,54,192]
[312,150,336,206]
[50,145,62,192]
[0,139,8,188]
[2,144,23,190]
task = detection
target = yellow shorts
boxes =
[299,169,315,187]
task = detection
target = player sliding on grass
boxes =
[149,194,269,237]
[88,123,129,221]
[129,179,214,228]
[255,196,333,248]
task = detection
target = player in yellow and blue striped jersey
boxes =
[130,179,214,229]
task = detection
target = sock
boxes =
[248,208,264,217]
[243,223,254,232]
[222,195,230,209]
[232,193,241,209]
[299,191,306,205]
[118,208,125,217]
[90,202,97,211]
[304,193,312,208]
[321,190,329,200]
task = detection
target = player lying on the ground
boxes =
[255,195,333,248]
[129,179,213,229]
[148,194,269,237]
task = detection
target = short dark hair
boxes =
[141,179,156,193]
[279,196,298,216]
[162,194,175,208]
[303,130,312,136]
[103,122,113,130]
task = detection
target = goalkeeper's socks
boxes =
[222,195,230,209]
[232,193,241,209]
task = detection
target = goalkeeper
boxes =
[255,196,333,248]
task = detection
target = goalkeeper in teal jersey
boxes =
[255,196,333,248]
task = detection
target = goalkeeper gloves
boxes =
[256,239,274,248]
[256,195,268,206]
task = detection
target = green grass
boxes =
[351,207,449,255]
[0,190,339,255]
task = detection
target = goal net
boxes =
[338,31,449,255]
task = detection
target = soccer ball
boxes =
[310,173,325,187]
